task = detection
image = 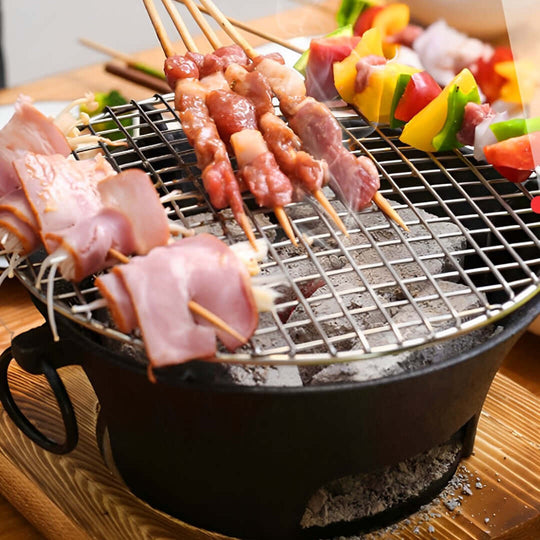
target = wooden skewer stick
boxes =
[175,0,304,54]
[161,0,199,53]
[142,0,177,58]
[79,38,166,80]
[143,0,258,249]
[163,0,298,247]
[372,192,409,232]
[181,0,222,50]
[195,0,409,232]
[313,190,349,236]
[108,247,247,343]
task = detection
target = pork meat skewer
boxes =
[142,0,260,249]
[196,0,409,232]
[144,0,300,246]
[168,1,348,236]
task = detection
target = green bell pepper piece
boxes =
[432,84,480,151]
[490,117,540,142]
[293,24,353,76]
[389,72,412,129]
[336,0,374,27]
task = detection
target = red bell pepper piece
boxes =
[394,71,442,123]
[353,5,384,36]
[471,46,513,104]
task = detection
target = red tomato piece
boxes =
[471,46,513,103]
[353,5,384,36]
[305,36,362,101]
[484,131,540,183]
[394,71,442,123]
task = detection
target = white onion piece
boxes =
[474,111,508,161]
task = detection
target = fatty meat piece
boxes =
[14,152,115,239]
[0,95,71,198]
[288,99,380,210]
[108,234,258,367]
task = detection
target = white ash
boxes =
[357,465,483,539]
[301,440,462,529]
[186,209,276,242]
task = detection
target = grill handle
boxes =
[0,324,79,454]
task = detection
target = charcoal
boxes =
[186,209,276,242]
[285,198,466,301]
[308,281,493,385]
[222,363,302,387]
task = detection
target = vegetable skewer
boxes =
[195,0,409,232]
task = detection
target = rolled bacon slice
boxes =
[0,95,72,198]
[42,169,170,282]
[0,189,40,254]
[44,209,136,283]
[14,152,115,243]
[96,234,258,367]
[289,99,380,210]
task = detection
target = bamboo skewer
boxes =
[174,0,304,54]
[196,0,408,232]
[160,0,298,247]
[108,247,248,343]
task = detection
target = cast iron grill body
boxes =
[1,94,539,540]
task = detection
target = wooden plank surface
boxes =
[0,278,538,539]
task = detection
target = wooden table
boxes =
[0,1,539,537]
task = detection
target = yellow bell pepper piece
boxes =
[400,68,477,152]
[333,27,384,104]
[495,59,536,105]
[372,3,410,58]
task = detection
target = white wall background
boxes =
[2,0,304,87]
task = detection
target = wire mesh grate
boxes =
[13,93,540,364]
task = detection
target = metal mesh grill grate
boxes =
[14,93,540,364]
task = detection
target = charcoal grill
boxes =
[0,94,539,539]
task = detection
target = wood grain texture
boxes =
[0,279,539,540]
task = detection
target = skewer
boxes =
[143,0,257,249]
[196,0,408,232]
[174,0,304,54]
[167,0,346,240]
[156,0,298,246]
[79,38,166,81]
[108,246,248,343]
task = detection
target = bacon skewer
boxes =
[195,0,409,232]
[142,0,260,249]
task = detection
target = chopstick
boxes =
[105,62,171,94]
[195,0,409,232]
[79,38,166,80]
